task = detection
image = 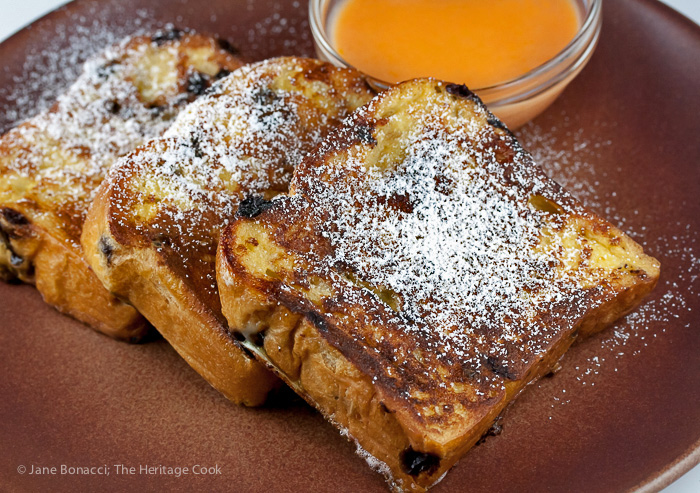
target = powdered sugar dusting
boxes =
[108,57,373,301]
[164,63,324,195]
[517,117,698,408]
[321,123,575,364]
[244,1,311,54]
[1,31,243,246]
[0,5,156,129]
[516,115,613,211]
[284,83,655,406]
[571,225,698,388]
[336,424,393,484]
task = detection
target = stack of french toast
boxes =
[0,29,660,492]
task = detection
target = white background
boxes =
[0,1,698,492]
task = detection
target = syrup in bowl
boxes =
[311,0,602,128]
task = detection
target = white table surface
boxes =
[0,1,698,492]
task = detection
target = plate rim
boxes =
[0,0,698,491]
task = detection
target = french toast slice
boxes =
[0,29,244,340]
[217,79,661,490]
[81,57,374,405]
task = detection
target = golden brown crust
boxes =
[217,259,600,491]
[81,57,375,404]
[83,183,277,403]
[0,30,245,339]
[217,79,660,489]
[237,302,416,491]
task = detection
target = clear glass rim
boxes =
[309,0,603,103]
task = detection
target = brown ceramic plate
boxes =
[1,0,698,491]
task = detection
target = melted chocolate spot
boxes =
[476,416,504,445]
[400,448,441,477]
[237,196,274,218]
[487,116,508,131]
[186,72,209,96]
[216,38,240,55]
[215,68,231,80]
[485,356,517,380]
[1,208,28,226]
[104,100,121,115]
[95,62,118,79]
[151,28,184,46]
[251,87,278,106]
[0,228,25,273]
[306,311,329,332]
[9,252,24,267]
[445,83,476,100]
[188,135,203,158]
[250,331,265,347]
[148,104,168,116]
[98,236,115,266]
[356,124,377,146]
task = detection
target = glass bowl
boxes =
[309,0,602,129]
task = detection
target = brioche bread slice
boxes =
[217,79,660,489]
[0,29,244,340]
[81,57,374,405]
